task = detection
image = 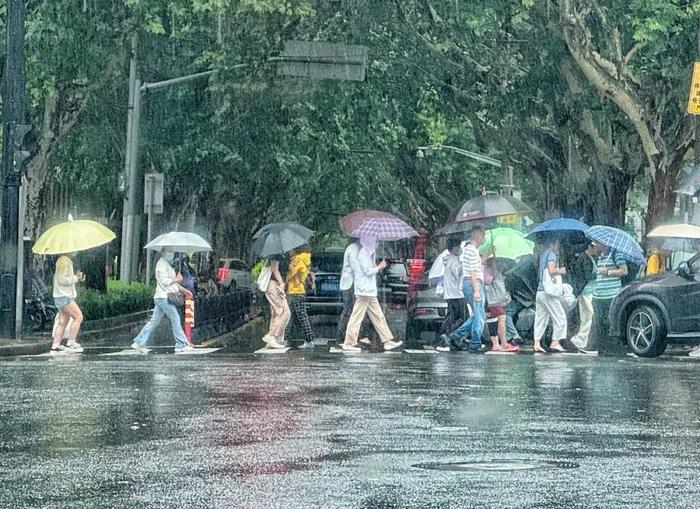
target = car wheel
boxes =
[626,305,667,358]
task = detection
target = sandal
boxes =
[534,345,548,354]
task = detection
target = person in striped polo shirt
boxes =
[439,226,487,353]
[584,245,628,353]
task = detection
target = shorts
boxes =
[486,304,505,317]
[54,297,74,310]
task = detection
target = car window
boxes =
[313,253,344,272]
[229,260,248,271]
[387,263,407,276]
[690,255,700,274]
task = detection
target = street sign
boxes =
[144,173,164,214]
[277,40,368,82]
[688,62,700,115]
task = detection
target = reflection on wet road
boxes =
[1,352,700,508]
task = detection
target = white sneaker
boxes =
[342,343,362,352]
[266,338,287,349]
[688,346,700,358]
[174,345,195,354]
[383,340,404,351]
[50,345,68,355]
[298,341,315,350]
[262,334,274,344]
[65,342,84,353]
[435,345,451,352]
[359,337,371,345]
[131,342,150,354]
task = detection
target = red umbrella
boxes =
[339,209,398,236]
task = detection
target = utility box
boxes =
[144,173,164,214]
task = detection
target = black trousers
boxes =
[286,294,314,343]
[440,298,466,336]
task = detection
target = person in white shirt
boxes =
[50,253,86,355]
[342,235,403,352]
[435,238,465,352]
[131,248,193,354]
[336,238,360,344]
[441,226,487,353]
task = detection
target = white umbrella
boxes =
[647,224,700,240]
[144,232,212,253]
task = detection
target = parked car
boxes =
[404,271,447,348]
[307,250,344,315]
[609,254,700,357]
[216,258,253,290]
[379,259,409,304]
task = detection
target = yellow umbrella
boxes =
[33,215,116,255]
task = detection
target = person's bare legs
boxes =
[52,310,70,349]
[497,314,507,347]
[62,301,84,342]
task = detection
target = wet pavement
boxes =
[1,351,700,508]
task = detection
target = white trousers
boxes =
[534,291,567,341]
[571,294,593,345]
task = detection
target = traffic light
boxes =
[687,62,700,115]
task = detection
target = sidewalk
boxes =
[0,336,52,357]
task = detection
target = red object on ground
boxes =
[184,297,195,344]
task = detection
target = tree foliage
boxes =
[3,0,699,264]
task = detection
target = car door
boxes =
[669,255,700,333]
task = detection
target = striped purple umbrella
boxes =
[350,216,418,241]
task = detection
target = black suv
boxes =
[609,253,700,357]
[307,251,344,315]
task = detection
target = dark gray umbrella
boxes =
[253,222,314,257]
[454,193,533,223]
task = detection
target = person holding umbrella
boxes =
[343,235,403,352]
[253,222,313,349]
[583,225,644,353]
[533,237,568,353]
[131,247,193,353]
[32,215,116,355]
[50,253,86,354]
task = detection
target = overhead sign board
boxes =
[277,40,368,82]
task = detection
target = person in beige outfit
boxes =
[263,253,291,349]
[342,235,403,352]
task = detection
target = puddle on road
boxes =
[413,460,579,472]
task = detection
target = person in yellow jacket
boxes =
[286,247,315,349]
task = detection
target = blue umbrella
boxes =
[585,226,645,265]
[526,218,589,249]
[526,218,588,239]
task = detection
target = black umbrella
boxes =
[253,222,314,257]
[454,193,533,223]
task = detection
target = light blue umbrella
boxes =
[527,218,588,239]
[585,226,645,265]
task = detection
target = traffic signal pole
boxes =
[0,0,30,338]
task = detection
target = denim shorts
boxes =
[54,297,74,310]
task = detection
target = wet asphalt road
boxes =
[1,351,700,508]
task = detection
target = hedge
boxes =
[77,280,155,321]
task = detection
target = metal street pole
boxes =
[120,33,138,282]
[694,11,700,224]
[0,0,29,338]
[14,182,27,337]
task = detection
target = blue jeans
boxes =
[451,280,485,350]
[133,298,188,349]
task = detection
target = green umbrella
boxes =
[479,228,534,260]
